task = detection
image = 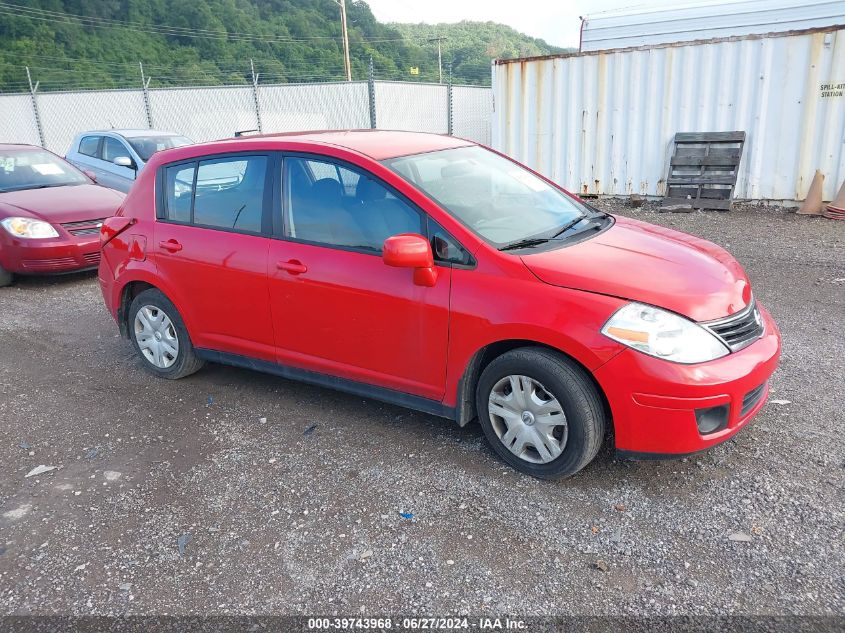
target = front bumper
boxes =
[0,234,100,274]
[594,305,781,456]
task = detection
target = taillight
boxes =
[100,216,136,246]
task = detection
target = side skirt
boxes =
[195,348,457,421]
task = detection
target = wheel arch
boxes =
[454,339,612,430]
[116,278,191,340]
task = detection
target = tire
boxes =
[128,288,204,380]
[0,264,12,288]
[475,347,606,479]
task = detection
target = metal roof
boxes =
[579,0,845,52]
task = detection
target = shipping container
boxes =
[580,0,845,52]
[492,27,845,202]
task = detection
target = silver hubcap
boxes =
[134,305,179,369]
[488,375,567,464]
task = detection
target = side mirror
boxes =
[113,156,135,170]
[83,169,97,183]
[383,233,438,287]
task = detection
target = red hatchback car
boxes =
[0,144,125,286]
[98,131,781,478]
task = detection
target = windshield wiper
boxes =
[499,237,562,251]
[549,215,589,239]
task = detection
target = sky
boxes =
[363,0,705,48]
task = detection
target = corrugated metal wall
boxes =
[493,28,845,201]
[581,0,845,52]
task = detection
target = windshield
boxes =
[0,148,88,193]
[383,146,590,248]
[128,135,192,161]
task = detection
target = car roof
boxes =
[76,129,182,139]
[211,129,475,160]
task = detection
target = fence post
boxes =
[25,66,45,147]
[447,61,453,136]
[250,59,263,133]
[139,62,154,128]
[367,56,377,129]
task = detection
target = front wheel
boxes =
[476,347,606,479]
[128,288,204,379]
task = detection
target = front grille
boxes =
[20,256,76,270]
[704,301,764,351]
[60,218,106,237]
[83,252,100,265]
[741,382,767,417]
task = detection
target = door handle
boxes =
[159,239,183,253]
[277,259,307,275]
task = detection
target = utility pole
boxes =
[429,36,447,83]
[336,0,352,81]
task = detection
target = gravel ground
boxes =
[0,203,843,618]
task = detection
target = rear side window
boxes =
[78,136,100,157]
[161,155,267,234]
[194,157,266,232]
[164,164,195,223]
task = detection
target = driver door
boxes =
[267,155,451,400]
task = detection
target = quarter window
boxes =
[428,218,473,266]
[78,136,100,158]
[284,157,421,252]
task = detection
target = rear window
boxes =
[161,155,267,234]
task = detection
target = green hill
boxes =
[387,21,568,82]
[0,0,568,93]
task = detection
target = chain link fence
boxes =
[0,72,492,153]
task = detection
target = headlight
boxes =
[602,302,729,364]
[1,217,59,239]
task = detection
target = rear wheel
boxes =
[476,347,606,479]
[0,264,12,288]
[128,288,204,379]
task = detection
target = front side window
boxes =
[0,148,88,193]
[161,155,267,233]
[284,157,421,252]
[384,146,597,249]
[128,135,192,162]
[103,137,130,163]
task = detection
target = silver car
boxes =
[66,129,192,193]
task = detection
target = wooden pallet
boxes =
[663,131,745,211]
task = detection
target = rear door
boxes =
[267,155,451,400]
[154,153,275,361]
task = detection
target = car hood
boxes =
[0,184,124,223]
[520,216,752,322]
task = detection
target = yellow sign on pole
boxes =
[409,67,420,75]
